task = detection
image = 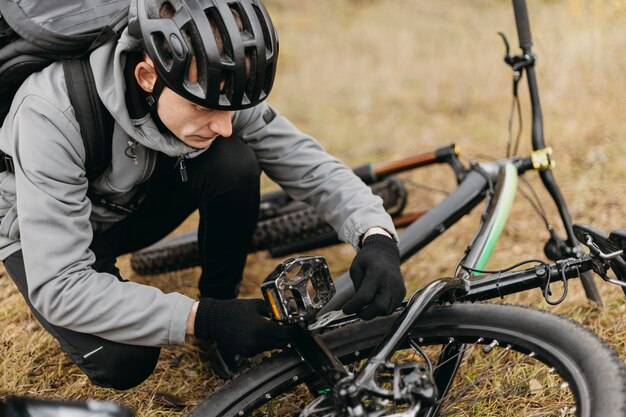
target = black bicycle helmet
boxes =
[129,0,278,110]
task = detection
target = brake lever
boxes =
[585,235,625,260]
[583,235,626,289]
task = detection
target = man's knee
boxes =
[80,344,161,390]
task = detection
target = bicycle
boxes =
[127,1,626,415]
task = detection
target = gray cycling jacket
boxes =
[0,29,396,347]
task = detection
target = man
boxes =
[0,0,405,389]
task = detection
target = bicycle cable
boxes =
[408,336,433,374]
[459,258,549,275]
[506,93,524,158]
[457,157,552,234]
[500,29,526,159]
[543,260,573,305]
[517,176,552,231]
[402,178,450,196]
[460,258,571,305]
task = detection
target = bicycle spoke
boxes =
[441,341,516,402]
[426,337,484,372]
[438,344,573,416]
[446,365,556,406]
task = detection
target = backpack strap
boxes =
[62,58,113,182]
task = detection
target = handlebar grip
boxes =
[512,0,533,50]
[353,163,377,185]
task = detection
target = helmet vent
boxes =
[151,31,174,70]
[251,4,272,53]
[205,7,233,63]
[180,21,208,99]
[245,46,257,100]
[228,3,252,39]
[158,1,176,19]
[262,60,273,97]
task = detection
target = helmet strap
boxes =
[145,77,171,133]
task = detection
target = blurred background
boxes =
[1,1,624,415]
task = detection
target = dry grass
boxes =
[1,0,625,415]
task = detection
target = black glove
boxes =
[343,234,406,320]
[194,298,294,357]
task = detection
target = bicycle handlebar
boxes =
[512,0,533,51]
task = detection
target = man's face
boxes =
[156,86,234,149]
[135,56,234,149]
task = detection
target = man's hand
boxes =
[193,298,293,357]
[343,234,406,320]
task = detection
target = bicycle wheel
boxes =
[187,303,626,417]
[130,177,407,275]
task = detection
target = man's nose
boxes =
[209,111,234,138]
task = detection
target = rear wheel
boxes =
[187,303,626,417]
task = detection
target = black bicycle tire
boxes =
[130,178,406,275]
[186,303,626,417]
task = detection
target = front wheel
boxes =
[187,303,626,417]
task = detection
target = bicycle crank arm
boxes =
[290,326,350,387]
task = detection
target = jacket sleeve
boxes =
[11,94,194,346]
[233,103,397,249]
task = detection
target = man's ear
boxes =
[134,56,157,93]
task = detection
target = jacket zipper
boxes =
[177,155,189,182]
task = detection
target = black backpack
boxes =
[0,0,129,181]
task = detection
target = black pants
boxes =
[3,137,261,389]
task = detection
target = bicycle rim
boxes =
[188,303,626,417]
